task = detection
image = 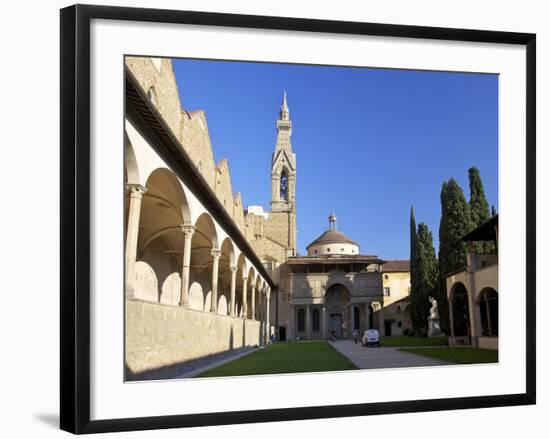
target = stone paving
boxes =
[331,339,451,369]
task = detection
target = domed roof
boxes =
[306,229,359,249]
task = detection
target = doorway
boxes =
[384,320,392,336]
[279,326,286,342]
[330,314,343,338]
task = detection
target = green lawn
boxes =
[198,342,357,377]
[381,336,448,347]
[399,347,498,364]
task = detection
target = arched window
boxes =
[479,288,498,336]
[297,308,305,332]
[280,170,289,201]
[147,87,157,107]
[312,308,320,332]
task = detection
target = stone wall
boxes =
[125,299,261,376]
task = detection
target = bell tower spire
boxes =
[269,91,297,255]
[271,91,296,212]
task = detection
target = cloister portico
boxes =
[446,215,499,350]
[124,62,274,378]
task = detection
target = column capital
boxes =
[126,183,147,197]
[242,275,248,281]
[180,224,195,237]
[211,248,221,259]
[230,265,238,273]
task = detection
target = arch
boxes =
[450,282,470,337]
[124,131,140,185]
[188,282,205,311]
[478,287,498,336]
[134,168,191,304]
[194,212,219,249]
[217,295,228,315]
[325,283,352,302]
[147,86,157,106]
[160,272,181,306]
[144,168,191,225]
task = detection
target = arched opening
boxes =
[325,283,351,339]
[451,283,470,336]
[135,168,190,305]
[147,86,157,107]
[234,253,247,318]
[280,168,289,201]
[246,268,256,320]
[217,238,235,315]
[478,288,498,336]
[191,213,219,312]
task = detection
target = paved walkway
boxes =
[331,340,451,369]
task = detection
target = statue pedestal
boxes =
[428,318,442,337]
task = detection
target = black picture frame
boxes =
[60,4,536,434]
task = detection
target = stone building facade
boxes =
[124,57,413,380]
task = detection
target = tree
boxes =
[468,167,494,253]
[491,205,497,217]
[409,207,421,332]
[438,178,474,333]
[410,222,439,332]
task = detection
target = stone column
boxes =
[229,265,237,316]
[321,305,327,339]
[265,288,271,344]
[305,304,311,340]
[251,282,256,320]
[210,248,221,313]
[366,304,371,329]
[242,276,248,319]
[179,224,195,307]
[350,304,355,334]
[125,184,146,299]
[378,301,385,335]
[449,295,456,339]
[288,305,294,341]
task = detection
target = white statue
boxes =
[428,296,439,320]
[428,296,442,336]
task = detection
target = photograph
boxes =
[124,55,499,382]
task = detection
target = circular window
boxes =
[327,248,331,252]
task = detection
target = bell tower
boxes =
[269,92,297,255]
[271,92,296,212]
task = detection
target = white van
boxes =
[362,329,380,347]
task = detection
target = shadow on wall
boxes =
[124,344,256,381]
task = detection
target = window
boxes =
[341,248,344,251]
[297,309,305,332]
[262,261,273,276]
[146,87,157,106]
[384,274,389,279]
[312,308,320,332]
[397,321,402,328]
[280,171,289,200]
[353,306,360,330]
[327,248,331,252]
[383,287,390,296]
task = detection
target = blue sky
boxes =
[172,59,498,259]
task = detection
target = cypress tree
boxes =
[409,207,421,332]
[410,222,439,333]
[468,167,492,253]
[491,205,497,217]
[438,178,474,333]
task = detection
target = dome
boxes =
[306,214,360,256]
